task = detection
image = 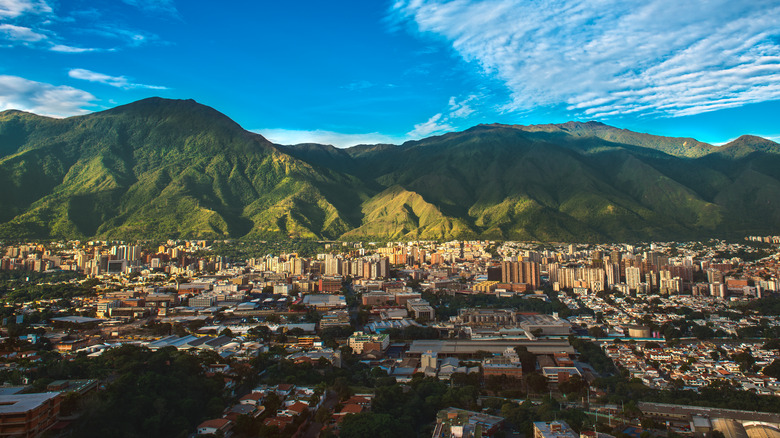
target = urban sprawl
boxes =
[1,237,780,438]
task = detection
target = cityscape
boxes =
[3,0,780,437]
[0,236,779,437]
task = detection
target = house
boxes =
[239,392,264,406]
[197,418,233,436]
[279,401,308,418]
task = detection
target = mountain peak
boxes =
[716,134,780,158]
[104,97,209,115]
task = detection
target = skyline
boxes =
[1,0,779,147]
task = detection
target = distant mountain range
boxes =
[1,97,778,242]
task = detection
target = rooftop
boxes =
[0,392,60,414]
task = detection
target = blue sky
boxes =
[1,0,779,147]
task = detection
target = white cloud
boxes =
[406,94,481,139]
[407,113,452,138]
[448,94,477,119]
[0,0,51,18]
[391,0,780,119]
[0,23,46,41]
[0,74,95,117]
[50,44,97,53]
[68,68,168,90]
[0,1,163,51]
[254,128,405,148]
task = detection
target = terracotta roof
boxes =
[198,418,231,430]
[264,416,293,428]
[340,404,364,414]
[288,401,309,415]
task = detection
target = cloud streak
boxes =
[0,74,95,117]
[0,23,46,41]
[121,0,180,19]
[407,94,480,138]
[0,0,51,18]
[68,68,168,90]
[391,0,780,119]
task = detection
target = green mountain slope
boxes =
[0,98,368,240]
[1,98,779,242]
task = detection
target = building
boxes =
[196,418,233,436]
[626,267,642,291]
[541,367,581,383]
[0,392,61,438]
[407,298,435,321]
[319,278,342,293]
[347,331,390,354]
[302,294,346,310]
[500,261,541,289]
[433,407,505,438]
[456,308,518,326]
[534,421,578,438]
[407,339,575,359]
[96,299,121,318]
[188,295,216,308]
[519,314,572,336]
[319,310,350,328]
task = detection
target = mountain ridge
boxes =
[0,97,778,242]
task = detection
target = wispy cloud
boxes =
[0,0,164,51]
[0,74,95,117]
[407,94,480,139]
[343,80,375,91]
[0,23,46,41]
[0,0,51,18]
[260,93,482,146]
[766,135,780,143]
[121,0,180,19]
[254,128,406,148]
[407,113,452,138]
[68,68,168,90]
[391,0,780,119]
[50,44,97,53]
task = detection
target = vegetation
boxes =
[340,376,480,437]
[597,377,780,413]
[422,291,568,320]
[569,336,617,376]
[0,270,96,302]
[2,99,780,242]
[3,345,226,438]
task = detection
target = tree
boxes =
[763,359,780,379]
[264,314,281,324]
[315,406,332,424]
[589,326,607,338]
[526,372,548,394]
[558,375,586,396]
[515,346,538,373]
[219,328,234,338]
[339,413,414,438]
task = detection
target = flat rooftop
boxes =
[0,392,59,414]
[408,339,575,356]
[639,402,780,424]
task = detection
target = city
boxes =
[0,237,779,437]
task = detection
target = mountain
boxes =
[0,98,368,240]
[1,97,779,242]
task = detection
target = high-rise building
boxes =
[626,267,642,291]
[500,261,540,289]
[605,263,620,288]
